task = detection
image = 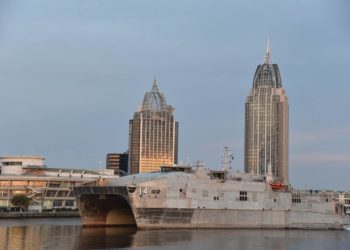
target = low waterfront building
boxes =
[0,155,117,212]
[106,152,128,175]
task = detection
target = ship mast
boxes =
[221,147,234,171]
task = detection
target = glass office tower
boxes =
[128,79,179,174]
[244,42,289,184]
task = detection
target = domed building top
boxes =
[252,39,282,89]
[142,78,168,111]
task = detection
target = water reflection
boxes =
[0,219,350,250]
[78,227,193,249]
[78,227,137,249]
[0,224,82,250]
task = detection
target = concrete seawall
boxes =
[0,211,80,219]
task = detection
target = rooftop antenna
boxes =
[221,146,234,171]
[151,75,159,92]
[263,36,272,64]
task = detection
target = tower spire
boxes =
[263,36,272,64]
[151,75,159,92]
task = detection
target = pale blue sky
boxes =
[0,0,349,190]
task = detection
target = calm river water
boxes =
[0,218,350,250]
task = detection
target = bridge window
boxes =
[210,171,227,181]
[3,162,22,166]
[240,191,248,201]
[292,194,301,203]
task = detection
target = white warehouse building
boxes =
[0,155,117,212]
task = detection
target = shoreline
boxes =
[0,211,80,219]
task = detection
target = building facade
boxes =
[244,42,289,184]
[106,152,128,175]
[128,79,179,174]
[0,155,116,211]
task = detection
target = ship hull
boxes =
[134,208,348,230]
[73,170,350,230]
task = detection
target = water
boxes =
[0,218,350,250]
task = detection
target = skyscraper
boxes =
[244,41,289,184]
[128,79,179,174]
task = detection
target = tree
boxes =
[11,194,31,212]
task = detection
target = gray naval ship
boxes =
[74,163,350,230]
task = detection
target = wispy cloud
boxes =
[290,127,350,145]
[291,153,350,166]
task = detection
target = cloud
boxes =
[290,127,350,145]
[291,153,350,165]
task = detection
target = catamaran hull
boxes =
[134,208,349,230]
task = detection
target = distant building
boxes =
[128,78,179,174]
[0,155,116,211]
[106,152,128,175]
[244,41,289,184]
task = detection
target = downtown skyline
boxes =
[0,1,349,190]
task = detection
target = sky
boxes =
[0,0,349,190]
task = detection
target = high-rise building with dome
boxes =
[244,41,289,184]
[128,79,179,174]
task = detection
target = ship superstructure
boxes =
[74,165,350,229]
